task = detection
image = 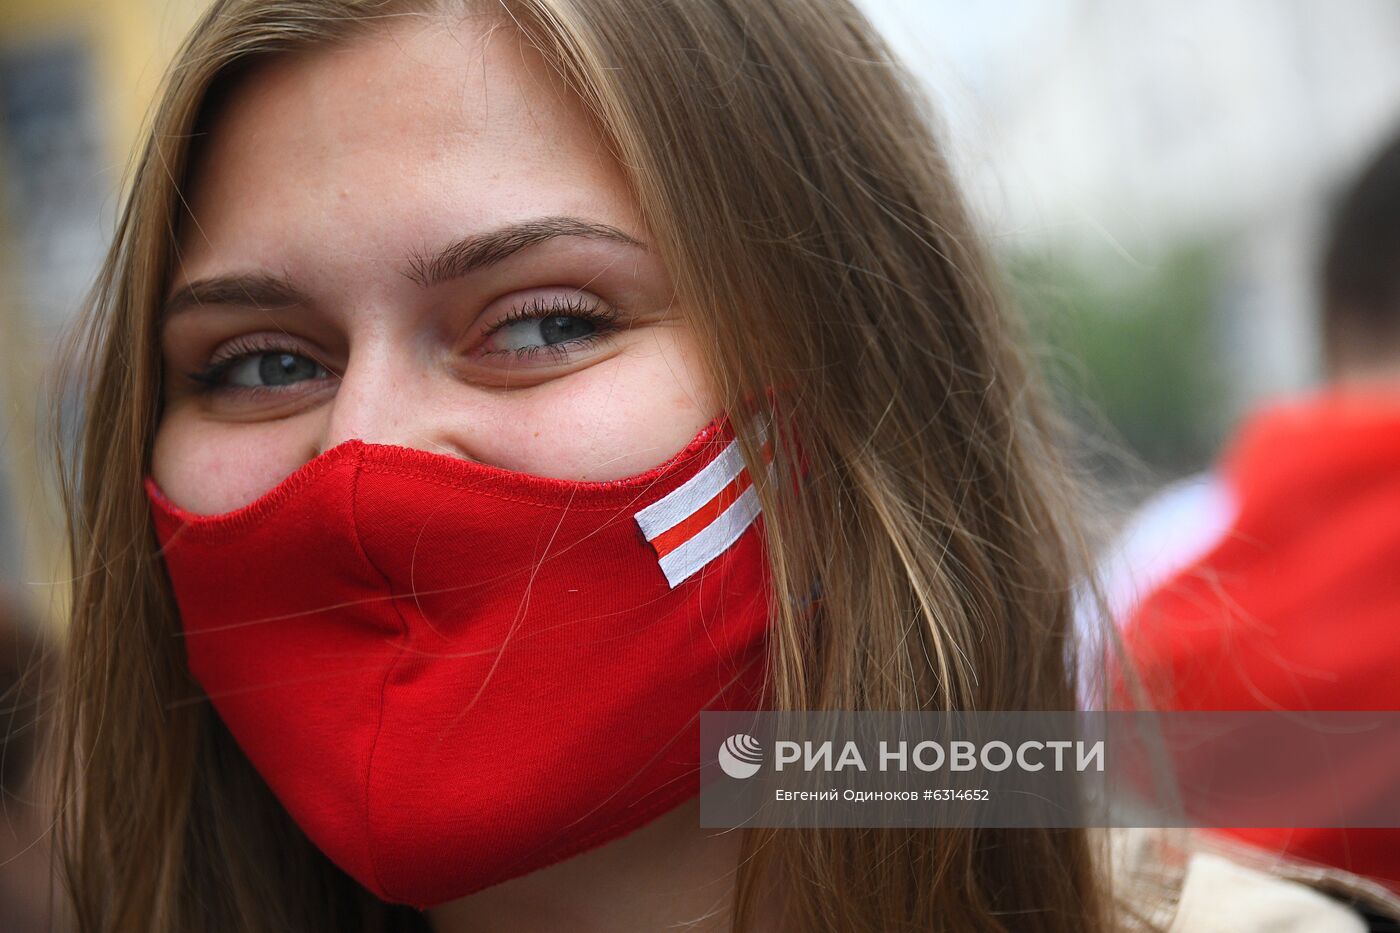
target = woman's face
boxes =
[151,15,714,515]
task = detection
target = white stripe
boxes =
[656,480,763,588]
[636,422,767,540]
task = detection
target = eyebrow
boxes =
[159,215,646,322]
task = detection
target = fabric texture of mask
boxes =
[144,412,775,908]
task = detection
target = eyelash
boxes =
[181,293,621,395]
[478,293,621,362]
[183,333,314,397]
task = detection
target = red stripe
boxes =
[649,439,774,558]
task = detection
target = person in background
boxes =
[1115,124,1400,893]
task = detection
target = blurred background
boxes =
[864,0,1400,484]
[1,0,1399,925]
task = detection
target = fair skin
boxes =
[151,13,751,933]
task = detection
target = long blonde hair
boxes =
[48,0,1128,929]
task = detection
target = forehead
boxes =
[175,13,633,280]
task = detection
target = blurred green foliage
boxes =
[1005,241,1233,481]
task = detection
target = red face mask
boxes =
[144,412,774,908]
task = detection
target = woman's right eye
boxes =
[186,348,331,395]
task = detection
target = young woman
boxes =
[43,0,1400,931]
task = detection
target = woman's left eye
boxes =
[478,295,620,360]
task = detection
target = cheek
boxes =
[149,409,319,515]
[469,326,718,482]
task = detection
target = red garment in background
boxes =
[1121,387,1400,891]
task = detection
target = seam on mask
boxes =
[353,463,690,512]
[148,417,753,542]
[350,414,730,499]
[141,440,364,535]
[349,446,413,905]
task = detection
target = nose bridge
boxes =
[319,332,441,455]
[315,330,488,464]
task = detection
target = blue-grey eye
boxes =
[493,314,598,351]
[225,351,327,388]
